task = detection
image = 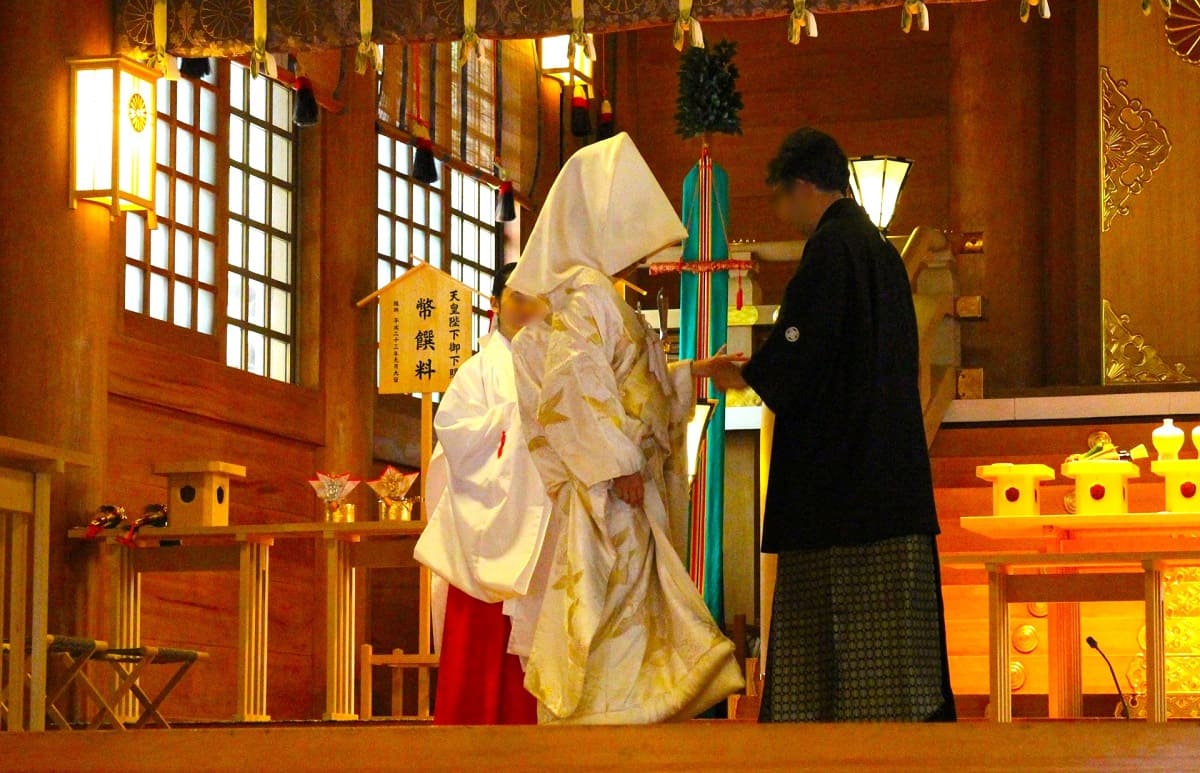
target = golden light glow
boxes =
[68,56,159,226]
[539,34,593,84]
[848,155,913,234]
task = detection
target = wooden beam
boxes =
[1005,572,1144,604]
[4,723,1200,770]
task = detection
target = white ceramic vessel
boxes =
[1153,418,1186,461]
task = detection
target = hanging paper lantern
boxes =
[292,76,319,127]
[570,84,591,138]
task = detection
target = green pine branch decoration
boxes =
[674,39,744,139]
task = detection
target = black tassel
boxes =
[179,58,212,80]
[292,77,319,127]
[570,84,591,138]
[413,137,439,184]
[596,99,614,141]
[496,180,516,223]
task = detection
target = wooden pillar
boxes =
[1143,561,1167,723]
[948,3,1048,389]
[987,566,1012,723]
[310,52,378,718]
[1040,0,1101,385]
[0,3,116,728]
[1047,601,1083,718]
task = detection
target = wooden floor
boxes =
[2,721,1199,771]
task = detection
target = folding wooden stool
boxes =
[88,645,208,730]
[3,635,109,730]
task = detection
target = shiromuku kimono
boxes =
[507,132,744,725]
[414,330,551,724]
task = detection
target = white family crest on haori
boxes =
[510,132,744,724]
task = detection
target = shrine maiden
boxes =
[507,133,745,725]
[707,128,955,723]
[414,262,551,725]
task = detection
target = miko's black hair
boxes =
[492,261,518,300]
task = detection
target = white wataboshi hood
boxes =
[508,132,688,297]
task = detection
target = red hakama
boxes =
[433,585,538,725]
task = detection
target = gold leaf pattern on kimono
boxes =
[584,395,624,430]
[537,389,571,426]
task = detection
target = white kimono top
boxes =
[414,331,552,653]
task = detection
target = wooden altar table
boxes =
[70,520,424,722]
[951,511,1200,723]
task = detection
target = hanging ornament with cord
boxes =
[568,0,596,139]
[1020,0,1051,22]
[411,44,439,184]
[902,1,930,33]
[596,34,615,140]
[674,0,705,51]
[355,0,379,74]
[456,0,483,70]
[788,0,818,42]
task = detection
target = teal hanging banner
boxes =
[678,147,729,627]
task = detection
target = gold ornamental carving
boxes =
[1128,568,1200,718]
[1101,66,1171,232]
[1165,0,1200,66]
[1102,299,1195,384]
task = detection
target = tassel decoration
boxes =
[902,1,929,33]
[179,57,212,80]
[788,0,818,43]
[409,45,438,184]
[570,84,592,138]
[736,271,744,311]
[1039,0,1051,18]
[673,0,705,51]
[597,98,615,140]
[292,76,319,127]
[495,158,516,223]
[412,128,439,185]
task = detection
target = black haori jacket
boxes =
[741,198,939,553]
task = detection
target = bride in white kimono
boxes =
[507,132,745,724]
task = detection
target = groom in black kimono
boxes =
[709,128,955,722]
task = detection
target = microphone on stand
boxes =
[1087,635,1131,719]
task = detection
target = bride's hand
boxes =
[612,473,644,507]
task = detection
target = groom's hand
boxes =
[612,473,644,507]
[698,355,749,392]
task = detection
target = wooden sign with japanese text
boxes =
[376,263,474,394]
